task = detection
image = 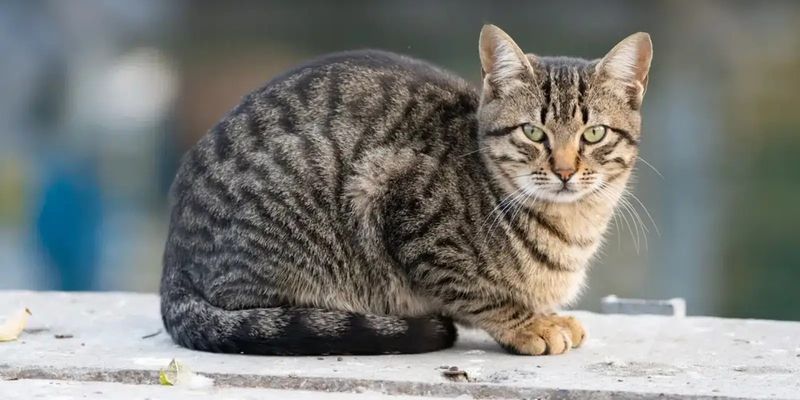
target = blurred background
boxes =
[1,0,798,320]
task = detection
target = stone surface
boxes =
[0,379,457,400]
[1,291,799,399]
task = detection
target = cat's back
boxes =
[164,49,481,318]
[254,49,475,102]
[170,49,480,238]
[231,50,477,143]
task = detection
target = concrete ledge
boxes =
[0,379,455,400]
[1,291,799,399]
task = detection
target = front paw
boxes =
[500,315,585,355]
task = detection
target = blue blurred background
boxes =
[1,1,799,320]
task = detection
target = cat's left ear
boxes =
[596,32,653,109]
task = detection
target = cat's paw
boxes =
[502,314,585,355]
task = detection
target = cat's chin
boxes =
[540,190,588,204]
[520,186,590,204]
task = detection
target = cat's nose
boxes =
[554,167,576,182]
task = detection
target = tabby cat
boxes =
[160,25,653,356]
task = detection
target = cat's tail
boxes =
[160,278,457,355]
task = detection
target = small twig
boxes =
[141,329,163,339]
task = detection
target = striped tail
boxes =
[160,280,456,355]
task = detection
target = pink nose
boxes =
[554,167,576,182]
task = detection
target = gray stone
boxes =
[601,295,687,316]
[1,291,799,399]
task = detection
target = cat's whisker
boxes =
[619,198,640,253]
[479,186,525,245]
[619,195,648,235]
[636,155,664,179]
[599,181,651,253]
[487,187,529,238]
[598,182,639,253]
[482,196,517,246]
[508,185,536,228]
[510,172,536,179]
[480,188,521,229]
[594,183,623,250]
[625,190,660,236]
[619,196,645,252]
[612,209,622,251]
[458,146,493,158]
[620,194,645,252]
[629,199,649,251]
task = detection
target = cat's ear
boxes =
[479,24,535,97]
[596,32,653,108]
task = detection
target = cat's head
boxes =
[476,25,652,203]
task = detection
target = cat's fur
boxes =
[160,25,652,355]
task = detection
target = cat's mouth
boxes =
[516,176,597,203]
[532,181,595,203]
[556,185,575,194]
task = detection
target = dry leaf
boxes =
[0,308,31,342]
[159,358,214,388]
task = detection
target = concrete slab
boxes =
[0,379,464,399]
[1,291,799,399]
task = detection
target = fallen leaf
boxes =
[0,308,32,342]
[159,358,214,388]
[159,359,182,385]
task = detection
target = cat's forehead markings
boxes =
[536,62,587,126]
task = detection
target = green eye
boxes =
[583,125,607,143]
[522,124,545,142]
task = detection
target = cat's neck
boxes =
[528,177,628,247]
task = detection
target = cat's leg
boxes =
[408,261,584,355]
[466,304,585,355]
[427,283,585,355]
[489,312,585,355]
[408,264,582,354]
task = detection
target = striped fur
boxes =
[160,25,652,355]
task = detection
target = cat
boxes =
[160,24,652,356]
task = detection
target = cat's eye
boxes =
[582,125,607,143]
[521,124,546,142]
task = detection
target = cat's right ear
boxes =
[479,24,535,98]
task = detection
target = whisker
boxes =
[612,208,621,251]
[637,155,664,179]
[598,182,638,253]
[510,172,536,179]
[478,186,525,245]
[458,146,493,158]
[606,193,623,249]
[626,190,661,236]
[481,190,524,246]
[479,187,522,229]
[620,196,646,252]
[620,195,648,235]
[619,198,640,253]
[596,183,625,251]
[508,186,537,230]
